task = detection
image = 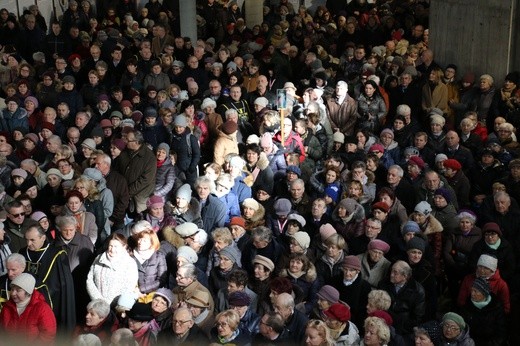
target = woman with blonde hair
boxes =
[210,309,251,344]
[74,177,105,243]
[422,67,449,119]
[362,316,391,346]
[305,319,335,346]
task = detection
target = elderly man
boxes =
[194,176,226,234]
[326,81,359,135]
[416,170,458,209]
[0,253,26,307]
[114,130,156,215]
[21,225,76,331]
[384,165,416,213]
[253,311,286,344]
[380,260,426,335]
[273,292,308,343]
[349,218,383,256]
[158,307,209,344]
[480,191,520,248]
[288,179,311,215]
[20,159,46,189]
[228,290,261,336]
[172,264,215,312]
[444,130,474,172]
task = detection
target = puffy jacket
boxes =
[155,157,176,198]
[458,270,510,314]
[0,106,29,133]
[0,290,56,343]
[133,250,168,294]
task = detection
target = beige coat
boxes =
[213,129,239,165]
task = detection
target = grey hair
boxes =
[290,178,305,189]
[55,215,78,230]
[73,334,102,346]
[87,299,111,319]
[396,104,411,116]
[6,253,26,269]
[366,218,382,228]
[225,108,238,118]
[388,165,404,177]
[194,175,215,191]
[494,191,510,203]
[393,260,412,280]
[252,226,273,243]
[178,264,197,280]
[192,229,208,246]
[20,159,38,169]
[96,153,112,166]
[48,135,62,146]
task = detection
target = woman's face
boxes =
[289,258,304,273]
[243,206,256,219]
[459,218,473,232]
[337,206,347,218]
[348,184,362,197]
[230,225,245,240]
[149,206,164,219]
[67,196,82,213]
[107,239,125,258]
[82,146,93,158]
[430,123,442,133]
[394,119,405,130]
[305,327,324,346]
[47,174,61,188]
[442,321,461,340]
[480,79,491,91]
[110,146,121,159]
[364,325,382,346]
[151,296,168,314]
[39,217,50,231]
[484,232,499,245]
[26,185,38,199]
[254,264,269,280]
[408,249,423,264]
[286,222,300,235]
[85,310,104,327]
[326,244,341,259]
[216,317,233,338]
[219,255,234,271]
[156,148,167,161]
[433,195,448,208]
[137,235,152,251]
[75,183,89,198]
[380,133,393,146]
[325,170,338,184]
[470,287,486,302]
[365,83,375,97]
[415,332,434,346]
[289,240,303,254]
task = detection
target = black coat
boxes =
[460,295,506,346]
[468,237,516,285]
[331,273,371,329]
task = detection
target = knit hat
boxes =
[157,142,170,153]
[110,111,124,119]
[317,285,339,304]
[380,128,394,139]
[111,138,126,151]
[144,107,158,118]
[100,119,112,128]
[442,312,466,330]
[324,303,351,322]
[482,222,502,237]
[319,223,337,241]
[175,222,199,237]
[368,239,390,254]
[221,120,238,135]
[430,114,445,126]
[228,291,251,307]
[286,165,301,176]
[443,159,462,171]
[242,198,260,211]
[404,147,420,156]
[246,134,260,145]
[369,143,385,153]
[435,153,448,163]
[372,202,389,213]
[220,246,241,264]
[414,201,432,215]
[177,246,198,264]
[186,290,210,308]
[472,277,490,297]
[30,211,47,222]
[82,168,103,182]
[81,138,96,150]
[274,198,292,216]
[24,96,39,108]
[201,98,217,110]
[11,168,28,179]
[174,115,188,127]
[416,321,442,345]
[172,60,184,68]
[229,156,245,169]
[408,156,425,169]
[146,195,164,209]
[290,232,311,250]
[253,255,275,272]
[46,168,63,178]
[337,198,358,215]
[287,214,306,227]
[226,61,237,71]
[333,132,345,143]
[402,221,421,235]
[24,133,39,145]
[127,302,154,321]
[407,237,426,252]
[11,273,35,293]
[154,288,174,308]
[260,134,273,148]
[176,184,192,201]
[229,216,246,229]
[254,97,269,108]
[477,254,498,272]
[342,255,361,271]
[434,188,451,203]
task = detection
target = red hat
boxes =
[408,156,425,169]
[372,202,389,213]
[40,122,55,133]
[68,53,81,63]
[342,255,361,271]
[368,239,390,254]
[324,303,351,322]
[229,216,246,229]
[369,143,385,153]
[120,100,133,109]
[443,159,462,171]
[100,119,112,128]
[369,310,393,326]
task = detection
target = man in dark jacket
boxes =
[158,307,209,344]
[114,130,156,215]
[380,260,426,336]
[4,201,39,253]
[194,176,226,234]
[274,293,308,343]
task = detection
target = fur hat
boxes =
[443,159,462,171]
[201,98,217,110]
[228,291,251,306]
[333,132,345,143]
[81,138,96,150]
[430,114,446,126]
[254,97,269,108]
[229,156,245,169]
[127,303,154,321]
[221,120,238,135]
[242,198,260,211]
[408,156,425,169]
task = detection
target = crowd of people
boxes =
[0,0,519,345]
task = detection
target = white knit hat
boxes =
[11,273,35,294]
[477,254,498,272]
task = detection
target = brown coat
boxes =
[422,81,449,114]
[172,280,215,312]
[326,95,359,135]
[213,129,239,165]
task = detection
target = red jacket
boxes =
[457,269,510,314]
[274,130,306,163]
[0,290,57,343]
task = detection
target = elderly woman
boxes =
[496,122,520,156]
[209,246,241,296]
[170,184,203,228]
[444,209,482,300]
[358,239,392,289]
[410,201,443,274]
[86,233,139,305]
[279,253,320,314]
[210,309,251,344]
[315,233,347,285]
[214,173,240,224]
[141,195,177,233]
[154,142,176,199]
[323,303,360,346]
[440,312,475,345]
[459,277,506,346]
[61,190,98,245]
[331,198,365,241]
[305,319,336,346]
[0,273,56,343]
[131,230,167,298]
[366,290,392,315]
[413,321,442,346]
[362,316,391,346]
[150,288,174,333]
[249,255,275,315]
[311,285,340,320]
[431,187,458,233]
[241,198,266,231]
[206,227,240,275]
[73,299,118,343]
[229,217,250,252]
[36,168,64,213]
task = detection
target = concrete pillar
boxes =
[429,0,519,82]
[179,0,197,43]
[244,0,263,28]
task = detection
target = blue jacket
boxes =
[0,107,29,133]
[231,173,252,203]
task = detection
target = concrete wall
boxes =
[430,0,519,83]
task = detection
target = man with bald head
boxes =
[273,292,308,343]
[158,307,208,343]
[444,130,474,171]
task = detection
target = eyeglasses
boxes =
[10,212,24,218]
[172,319,191,325]
[216,322,229,328]
[443,324,460,332]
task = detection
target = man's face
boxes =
[6,261,24,281]
[425,173,440,191]
[414,135,427,149]
[390,265,406,285]
[25,227,46,251]
[95,158,109,174]
[7,206,25,225]
[126,133,140,151]
[290,183,304,200]
[172,310,194,335]
[273,299,291,321]
[196,183,211,200]
[446,132,459,147]
[257,76,268,90]
[312,200,326,217]
[230,87,241,101]
[365,221,381,238]
[387,168,401,185]
[495,197,511,214]
[209,82,221,96]
[400,74,412,87]
[336,84,348,97]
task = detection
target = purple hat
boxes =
[228,291,251,307]
[98,94,110,102]
[317,285,340,304]
[146,195,164,209]
[367,239,390,254]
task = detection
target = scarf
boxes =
[471,295,491,309]
[343,273,358,286]
[329,322,347,340]
[288,270,305,279]
[134,248,155,264]
[487,238,501,250]
[16,296,31,315]
[157,159,165,168]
